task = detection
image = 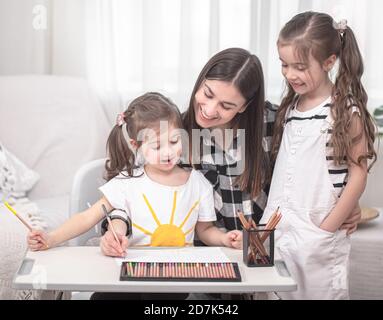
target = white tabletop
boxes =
[13,246,297,293]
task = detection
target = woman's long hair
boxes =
[183,48,268,198]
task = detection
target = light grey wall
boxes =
[0,0,86,77]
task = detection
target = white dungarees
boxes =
[262,97,351,300]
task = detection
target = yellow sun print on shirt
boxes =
[132,191,200,246]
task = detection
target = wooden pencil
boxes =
[237,210,268,262]
[4,201,49,248]
[101,204,123,253]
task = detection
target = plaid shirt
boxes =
[191,101,277,231]
[101,101,277,235]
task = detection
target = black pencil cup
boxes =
[243,224,274,267]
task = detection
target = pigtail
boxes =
[105,112,136,181]
[332,26,377,170]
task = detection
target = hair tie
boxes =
[116,112,126,127]
[336,19,348,36]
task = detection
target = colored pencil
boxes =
[3,201,49,248]
[101,204,123,253]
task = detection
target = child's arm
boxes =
[340,203,362,235]
[320,114,368,233]
[28,196,113,250]
[100,218,128,257]
[195,221,242,249]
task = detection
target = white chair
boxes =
[69,158,106,246]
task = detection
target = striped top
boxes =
[287,97,360,198]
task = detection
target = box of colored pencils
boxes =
[120,262,241,282]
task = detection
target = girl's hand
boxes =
[100,230,128,257]
[339,204,361,235]
[222,230,243,249]
[27,229,51,251]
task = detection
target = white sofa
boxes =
[0,75,112,230]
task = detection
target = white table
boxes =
[350,209,383,299]
[13,246,297,293]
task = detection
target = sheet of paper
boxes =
[115,247,230,264]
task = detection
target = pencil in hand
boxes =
[4,201,33,231]
[28,229,50,251]
[3,201,50,249]
[101,204,124,253]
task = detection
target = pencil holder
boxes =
[243,224,274,267]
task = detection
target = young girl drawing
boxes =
[27,92,242,256]
[262,12,377,300]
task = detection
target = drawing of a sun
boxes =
[133,191,200,247]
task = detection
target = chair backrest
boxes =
[69,158,106,246]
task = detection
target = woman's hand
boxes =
[339,204,361,235]
[100,230,128,257]
[27,229,51,251]
[222,230,243,249]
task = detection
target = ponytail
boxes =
[335,25,366,106]
[105,118,136,181]
[332,26,377,170]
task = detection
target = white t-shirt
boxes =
[99,168,216,247]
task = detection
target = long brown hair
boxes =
[183,48,268,198]
[272,11,377,169]
[105,92,183,181]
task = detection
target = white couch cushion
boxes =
[0,75,111,200]
[34,194,70,231]
[0,143,40,198]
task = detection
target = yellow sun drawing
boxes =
[132,191,200,247]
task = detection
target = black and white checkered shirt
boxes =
[190,101,277,231]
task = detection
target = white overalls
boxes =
[262,97,351,300]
